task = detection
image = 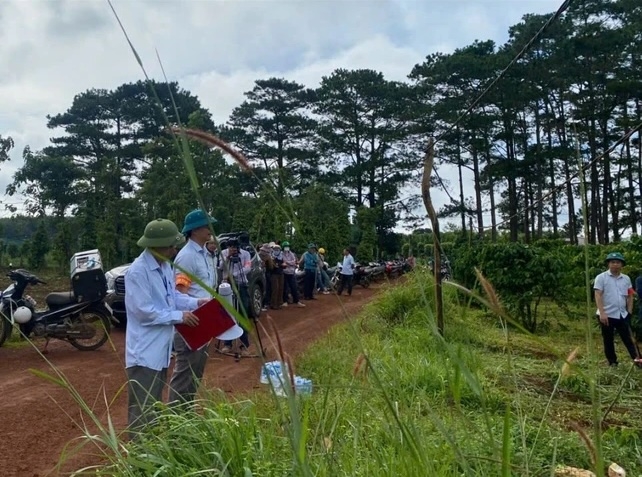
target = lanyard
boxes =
[157,267,171,306]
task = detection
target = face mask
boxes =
[284,247,290,252]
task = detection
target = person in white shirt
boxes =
[218,238,252,354]
[594,252,639,367]
[168,209,218,405]
[337,248,355,296]
[124,219,209,436]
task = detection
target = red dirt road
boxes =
[0,283,388,477]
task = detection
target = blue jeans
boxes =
[317,270,330,290]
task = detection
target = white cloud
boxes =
[0,0,563,222]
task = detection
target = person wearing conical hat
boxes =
[124,218,210,436]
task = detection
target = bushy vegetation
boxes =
[399,231,642,336]
[59,267,640,476]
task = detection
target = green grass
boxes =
[56,267,642,476]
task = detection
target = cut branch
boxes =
[421,138,444,336]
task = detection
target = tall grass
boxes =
[20,4,641,476]
[51,267,640,476]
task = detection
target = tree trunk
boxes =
[612,159,622,241]
[635,99,642,231]
[277,135,285,195]
[506,127,519,242]
[625,125,637,235]
[600,120,612,244]
[543,98,559,235]
[472,147,484,236]
[523,179,531,243]
[534,103,544,238]
[555,92,576,243]
[588,117,601,244]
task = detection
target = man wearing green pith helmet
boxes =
[593,252,640,367]
[124,218,209,436]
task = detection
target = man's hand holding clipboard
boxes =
[175,298,237,351]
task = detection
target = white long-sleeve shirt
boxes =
[340,254,355,276]
[174,238,217,298]
[125,249,199,371]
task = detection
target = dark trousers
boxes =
[127,366,168,437]
[168,334,210,405]
[225,284,250,348]
[337,273,353,296]
[599,316,639,365]
[263,272,272,307]
[270,273,284,309]
[283,273,300,303]
[303,270,316,299]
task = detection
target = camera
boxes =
[229,255,241,264]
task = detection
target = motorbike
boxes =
[428,260,452,281]
[329,266,341,291]
[0,266,115,351]
[366,262,386,281]
[332,263,371,289]
[384,260,404,278]
[353,263,371,288]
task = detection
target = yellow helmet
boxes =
[318,247,326,255]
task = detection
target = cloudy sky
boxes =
[0,0,562,226]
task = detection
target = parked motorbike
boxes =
[385,260,404,278]
[428,259,452,281]
[0,251,116,351]
[329,266,341,291]
[366,262,386,281]
[353,263,371,288]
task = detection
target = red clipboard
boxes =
[175,299,236,351]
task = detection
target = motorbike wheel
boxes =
[360,277,371,288]
[69,309,112,351]
[0,312,12,347]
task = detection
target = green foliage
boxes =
[51,220,74,272]
[0,134,13,165]
[290,184,351,263]
[354,206,378,262]
[224,77,319,195]
[27,221,50,270]
[454,240,574,331]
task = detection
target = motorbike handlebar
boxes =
[36,279,47,285]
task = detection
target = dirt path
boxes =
[0,283,389,477]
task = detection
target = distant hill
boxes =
[0,216,69,244]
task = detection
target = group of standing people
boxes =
[257,242,357,310]
[123,210,361,438]
[123,210,256,437]
[125,209,362,433]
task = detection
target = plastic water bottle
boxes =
[260,361,288,384]
[294,376,312,395]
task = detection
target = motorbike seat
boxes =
[46,292,77,307]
